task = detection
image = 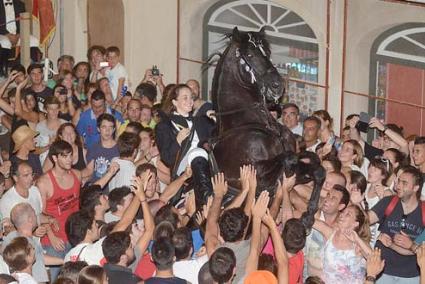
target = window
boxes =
[370,23,425,137]
[203,0,321,116]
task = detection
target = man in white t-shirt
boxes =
[172,227,208,284]
[105,46,128,101]
[64,210,105,265]
[108,132,140,191]
[0,161,42,220]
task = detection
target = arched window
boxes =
[370,23,425,137]
[203,0,320,115]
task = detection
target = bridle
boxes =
[234,33,269,84]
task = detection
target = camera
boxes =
[152,65,160,76]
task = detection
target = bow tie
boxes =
[4,1,13,6]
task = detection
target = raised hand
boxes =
[212,172,228,197]
[183,166,192,180]
[131,170,153,201]
[369,117,385,132]
[262,209,276,228]
[252,190,270,219]
[16,76,29,90]
[239,165,250,192]
[107,161,120,176]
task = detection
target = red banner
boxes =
[32,0,55,45]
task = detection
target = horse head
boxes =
[230,27,284,103]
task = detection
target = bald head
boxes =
[186,79,200,100]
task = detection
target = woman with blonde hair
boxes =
[338,139,369,177]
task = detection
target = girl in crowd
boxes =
[313,204,372,283]
[314,109,342,151]
[53,84,76,122]
[15,78,41,130]
[338,139,369,178]
[73,61,91,100]
[36,96,66,165]
[383,147,406,188]
[136,127,170,189]
[365,158,393,246]
[43,123,87,172]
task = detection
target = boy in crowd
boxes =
[108,131,140,189]
[146,237,188,284]
[106,46,128,101]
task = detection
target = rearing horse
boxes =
[211,27,297,197]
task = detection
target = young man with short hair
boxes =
[134,83,157,107]
[209,247,236,284]
[172,227,208,284]
[64,210,103,264]
[117,98,143,135]
[77,90,124,147]
[146,237,188,284]
[85,113,120,182]
[79,185,110,221]
[369,165,424,283]
[412,136,425,200]
[26,63,53,112]
[36,140,82,281]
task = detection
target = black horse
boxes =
[211,27,297,197]
[210,27,325,231]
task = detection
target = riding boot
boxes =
[190,156,213,209]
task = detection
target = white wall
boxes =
[44,0,425,132]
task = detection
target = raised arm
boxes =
[227,165,251,210]
[369,117,409,155]
[159,166,192,204]
[312,218,333,240]
[112,170,152,233]
[93,161,119,188]
[263,210,289,284]
[205,172,228,256]
[245,191,269,275]
[132,174,155,254]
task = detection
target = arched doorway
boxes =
[370,22,425,137]
[203,0,320,116]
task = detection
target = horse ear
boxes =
[232,27,241,42]
[259,26,266,37]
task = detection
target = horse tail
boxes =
[300,165,326,233]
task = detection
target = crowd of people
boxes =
[0,42,423,284]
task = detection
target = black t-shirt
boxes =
[372,196,424,277]
[26,86,53,112]
[145,276,188,284]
